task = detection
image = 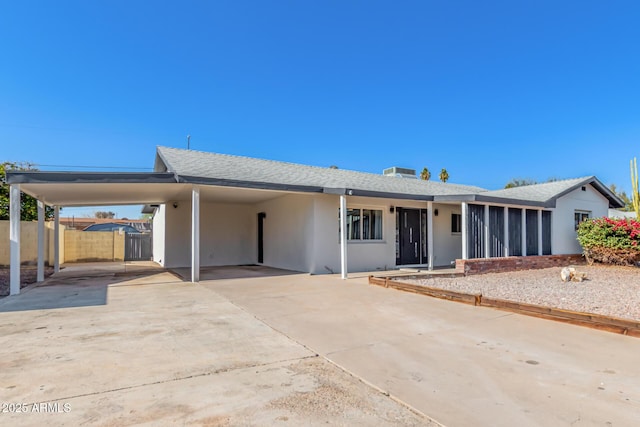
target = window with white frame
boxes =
[339,208,383,241]
[574,210,591,230]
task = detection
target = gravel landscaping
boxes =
[0,267,54,297]
[397,265,640,322]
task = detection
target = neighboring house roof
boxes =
[155,146,486,200]
[609,209,637,219]
[59,217,152,231]
[84,223,141,233]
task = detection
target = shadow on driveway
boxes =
[0,262,169,312]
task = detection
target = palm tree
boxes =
[420,167,431,181]
[439,168,449,183]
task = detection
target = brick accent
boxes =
[455,255,585,276]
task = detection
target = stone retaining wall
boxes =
[456,254,585,275]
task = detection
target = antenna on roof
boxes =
[187,134,191,150]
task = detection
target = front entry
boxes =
[396,208,428,265]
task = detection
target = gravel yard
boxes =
[0,267,54,297]
[398,265,640,322]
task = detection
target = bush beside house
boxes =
[577,217,640,265]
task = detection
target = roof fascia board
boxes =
[345,189,434,201]
[433,195,478,202]
[6,172,177,185]
[473,195,553,208]
[176,175,325,193]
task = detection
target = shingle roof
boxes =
[156,146,486,199]
[155,146,624,208]
[476,176,623,208]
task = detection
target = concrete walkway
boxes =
[203,268,640,427]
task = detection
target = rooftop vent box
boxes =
[383,166,417,179]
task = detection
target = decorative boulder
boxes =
[560,267,587,283]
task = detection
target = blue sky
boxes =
[2,1,639,218]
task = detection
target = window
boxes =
[574,210,591,230]
[451,213,462,233]
[339,208,383,241]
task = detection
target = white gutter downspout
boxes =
[340,194,348,279]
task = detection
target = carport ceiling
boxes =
[17,182,291,207]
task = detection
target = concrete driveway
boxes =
[201,267,640,427]
[0,267,431,426]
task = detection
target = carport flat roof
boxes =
[6,171,303,206]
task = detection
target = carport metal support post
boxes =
[191,186,200,283]
[9,184,20,295]
[37,199,45,282]
[54,206,60,273]
[340,194,348,279]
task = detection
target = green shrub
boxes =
[576,217,640,265]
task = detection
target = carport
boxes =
[6,170,346,295]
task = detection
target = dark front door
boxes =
[399,208,420,265]
[257,212,266,263]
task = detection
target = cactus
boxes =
[632,157,640,217]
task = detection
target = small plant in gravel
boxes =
[577,217,640,265]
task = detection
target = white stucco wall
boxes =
[552,184,609,254]
[162,200,255,268]
[152,204,166,265]
[311,195,430,274]
[255,193,315,272]
[432,203,462,267]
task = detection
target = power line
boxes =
[34,164,153,170]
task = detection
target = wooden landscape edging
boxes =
[369,275,640,338]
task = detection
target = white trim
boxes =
[37,200,45,282]
[521,208,527,256]
[484,204,490,258]
[427,202,434,270]
[537,209,543,256]
[9,185,20,296]
[340,195,348,279]
[503,206,509,257]
[191,186,200,283]
[54,206,60,273]
[461,202,468,260]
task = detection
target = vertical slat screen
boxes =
[526,209,539,255]
[508,208,522,256]
[489,206,505,257]
[467,204,485,259]
[542,211,552,255]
